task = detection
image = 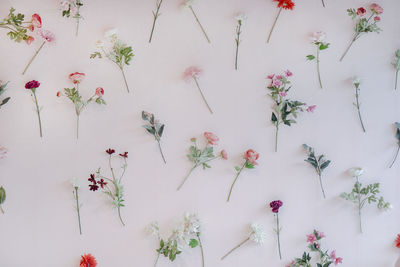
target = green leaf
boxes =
[158,124,165,137]
[90,52,102,59]
[271,112,277,122]
[1,97,10,107]
[320,160,331,170]
[0,187,6,204]
[235,166,241,171]
[189,239,198,248]
[306,55,315,60]
[245,161,254,169]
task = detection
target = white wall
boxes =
[0,0,399,266]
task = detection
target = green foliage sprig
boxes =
[0,82,10,108]
[389,122,400,168]
[0,8,32,43]
[303,144,331,199]
[142,111,166,164]
[392,49,400,90]
[0,186,5,214]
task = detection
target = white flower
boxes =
[249,223,266,245]
[183,212,201,236]
[348,167,364,177]
[352,76,361,86]
[386,204,394,211]
[171,224,185,243]
[146,221,160,237]
[70,178,81,188]
[182,0,195,8]
[311,31,326,44]
[235,13,247,24]
[104,28,118,39]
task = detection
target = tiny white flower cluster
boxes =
[348,167,364,177]
[249,223,266,245]
[70,178,81,188]
[235,13,247,24]
[146,221,160,238]
[311,31,326,44]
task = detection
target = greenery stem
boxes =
[189,6,210,43]
[355,86,366,133]
[154,251,160,267]
[395,70,398,90]
[193,76,213,114]
[22,41,45,75]
[389,146,400,168]
[76,114,80,139]
[118,206,125,226]
[274,124,279,152]
[275,213,282,260]
[317,173,326,199]
[316,48,323,89]
[177,165,197,191]
[221,237,250,260]
[76,17,80,37]
[321,0,325,7]
[149,0,163,43]
[340,35,357,62]
[119,66,130,93]
[267,7,282,43]
[197,234,205,267]
[235,23,241,70]
[32,90,43,138]
[74,187,82,235]
[227,163,245,202]
[157,140,167,164]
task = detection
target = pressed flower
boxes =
[267,0,295,43]
[24,80,43,137]
[269,200,283,259]
[183,66,213,114]
[142,111,166,164]
[80,254,97,267]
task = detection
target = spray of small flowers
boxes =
[267,70,315,152]
[60,0,83,36]
[57,72,106,139]
[88,149,128,226]
[178,132,227,190]
[142,111,166,164]
[267,0,295,43]
[25,80,43,137]
[269,200,283,259]
[182,0,210,43]
[91,29,134,93]
[392,49,400,90]
[148,0,164,43]
[389,122,400,168]
[234,13,246,70]
[0,81,10,109]
[183,66,213,114]
[306,32,330,89]
[340,3,383,61]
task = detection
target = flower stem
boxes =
[275,214,282,260]
[395,70,399,90]
[340,36,357,62]
[32,90,43,138]
[197,233,205,267]
[221,237,250,260]
[389,146,400,168]
[22,41,45,75]
[76,114,80,139]
[189,6,210,43]
[355,86,366,133]
[358,196,363,233]
[321,0,325,7]
[235,23,241,70]
[193,77,213,114]
[118,206,125,226]
[76,18,80,37]
[177,165,197,191]
[157,140,167,164]
[227,163,245,202]
[318,174,326,199]
[154,251,160,267]
[316,48,323,89]
[149,0,163,43]
[0,205,4,214]
[267,7,282,43]
[74,187,82,235]
[119,66,130,93]
[274,124,279,152]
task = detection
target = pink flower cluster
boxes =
[244,149,259,165]
[330,250,343,265]
[356,3,383,21]
[25,14,42,45]
[267,70,293,88]
[204,132,228,160]
[183,66,202,81]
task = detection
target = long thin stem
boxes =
[389,146,400,168]
[177,165,197,191]
[22,41,45,75]
[0,205,4,214]
[321,0,325,7]
[74,187,82,235]
[118,206,125,226]
[76,18,80,37]
[154,251,161,267]
[316,48,323,89]
[235,23,241,70]
[157,140,167,164]
[275,214,282,260]
[197,234,205,267]
[119,66,130,93]
[221,237,250,260]
[32,91,43,138]
[274,124,279,152]
[193,77,213,114]
[267,7,282,43]
[189,6,210,43]
[227,163,245,202]
[76,114,80,139]
[395,70,399,90]
[318,174,326,199]
[340,35,358,62]
[355,86,366,133]
[149,0,163,43]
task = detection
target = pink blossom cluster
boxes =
[243,149,259,165]
[183,66,202,81]
[203,132,228,160]
[356,3,383,22]
[267,69,293,89]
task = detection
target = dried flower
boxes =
[269,200,283,259]
[350,77,366,132]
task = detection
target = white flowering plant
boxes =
[148,0,164,43]
[306,32,330,89]
[182,0,210,43]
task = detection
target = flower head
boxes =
[80,254,97,267]
[306,105,316,113]
[106,148,115,155]
[284,69,293,77]
[269,200,283,213]
[352,76,361,86]
[244,149,259,165]
[306,233,316,243]
[311,31,326,44]
[183,66,202,81]
[182,0,195,8]
[0,146,7,159]
[356,7,367,16]
[221,150,228,160]
[25,36,35,45]
[182,212,201,236]
[370,3,383,15]
[396,234,400,248]
[32,14,42,28]
[56,91,61,97]
[279,91,287,97]
[95,87,104,97]
[348,167,364,177]
[69,72,85,84]
[146,221,160,237]
[249,223,266,244]
[235,13,247,24]
[89,184,99,191]
[25,80,40,89]
[97,179,107,189]
[119,152,128,158]
[38,29,55,42]
[374,16,381,22]
[335,258,343,265]
[70,178,81,188]
[204,132,219,145]
[273,0,295,10]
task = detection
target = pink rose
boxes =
[183,66,202,81]
[284,70,293,77]
[69,72,85,84]
[279,91,287,97]
[95,87,104,97]
[374,16,380,22]
[31,14,42,28]
[306,105,316,113]
[25,36,34,45]
[306,233,316,243]
[356,7,366,16]
[243,149,259,165]
[220,150,228,160]
[370,3,383,14]
[204,132,219,145]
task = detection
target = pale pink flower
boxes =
[306,233,316,243]
[221,150,228,160]
[25,36,34,45]
[335,257,343,265]
[243,149,259,165]
[284,69,293,77]
[330,250,337,260]
[38,29,55,42]
[60,1,70,11]
[272,79,283,87]
[374,16,381,22]
[279,91,287,97]
[95,87,104,97]
[70,6,78,17]
[267,74,275,80]
[276,75,283,80]
[370,3,383,14]
[183,66,202,81]
[69,72,85,84]
[204,132,219,145]
[316,230,325,238]
[311,31,326,44]
[306,105,316,113]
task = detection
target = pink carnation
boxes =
[183,66,202,81]
[243,149,259,165]
[38,29,55,42]
[272,79,283,87]
[284,70,293,77]
[95,87,104,97]
[370,3,383,14]
[267,74,275,80]
[306,105,316,113]
[69,72,85,84]
[220,150,228,160]
[204,132,219,145]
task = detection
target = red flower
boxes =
[56,91,61,97]
[25,80,40,89]
[88,174,96,184]
[356,7,367,16]
[31,14,42,28]
[98,179,107,189]
[396,234,400,248]
[80,254,97,267]
[106,149,115,155]
[119,152,128,158]
[69,72,85,84]
[89,184,99,191]
[273,0,295,10]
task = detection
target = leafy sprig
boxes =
[61,0,83,36]
[0,8,31,43]
[392,49,400,90]
[0,82,10,108]
[142,111,166,164]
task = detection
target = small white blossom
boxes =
[146,221,160,237]
[182,0,195,8]
[235,13,247,24]
[249,223,266,245]
[311,31,326,44]
[104,28,118,39]
[352,76,361,86]
[70,178,81,188]
[183,212,201,235]
[348,167,364,177]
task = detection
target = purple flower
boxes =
[25,80,40,89]
[269,200,283,213]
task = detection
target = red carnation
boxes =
[80,254,97,267]
[396,234,400,248]
[119,152,128,158]
[25,80,40,90]
[274,0,295,10]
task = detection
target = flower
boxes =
[395,234,400,248]
[31,14,42,28]
[183,66,202,81]
[267,74,275,79]
[235,13,247,24]
[306,233,316,243]
[25,80,40,89]
[25,36,34,45]
[69,72,85,84]
[119,152,128,158]
[273,0,295,10]
[330,250,336,260]
[279,91,287,97]
[284,69,293,77]
[272,79,283,87]
[335,258,343,265]
[243,149,259,165]
[370,3,383,15]
[182,212,201,236]
[95,87,104,96]
[98,179,107,189]
[352,76,361,86]
[38,29,55,42]
[0,146,7,159]
[204,132,219,145]
[348,167,364,177]
[89,184,99,191]
[249,223,266,244]
[56,91,61,97]
[80,254,97,267]
[269,200,283,213]
[306,105,316,113]
[104,28,118,38]
[316,230,325,238]
[374,16,381,22]
[311,31,326,44]
[88,174,96,183]
[106,148,115,155]
[356,7,366,16]
[221,150,228,160]
[146,221,160,237]
[60,1,70,11]
[70,178,81,188]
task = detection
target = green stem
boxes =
[227,163,245,202]
[395,70,398,90]
[157,140,166,164]
[197,234,205,267]
[318,174,326,199]
[276,214,282,260]
[317,48,323,89]
[193,76,213,114]
[340,35,357,62]
[267,7,282,43]
[274,124,279,152]
[32,90,43,138]
[321,0,325,7]
[119,66,130,93]
[235,24,241,70]
[221,237,250,260]
[189,6,210,43]
[22,41,45,75]
[118,205,125,226]
[76,17,80,37]
[177,165,197,191]
[154,251,160,267]
[355,86,366,133]
[389,145,400,168]
[74,187,82,235]
[76,114,80,139]
[358,194,363,233]
[149,0,163,43]
[0,205,4,214]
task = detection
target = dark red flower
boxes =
[396,234,400,248]
[119,152,128,158]
[88,174,96,184]
[269,200,283,213]
[89,184,99,191]
[98,179,107,189]
[25,80,40,89]
[80,254,97,267]
[356,7,367,16]
[273,0,295,10]
[106,149,115,155]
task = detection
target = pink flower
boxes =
[356,7,366,16]
[272,79,283,87]
[183,66,202,81]
[330,250,337,260]
[70,6,78,17]
[306,105,316,113]
[31,14,42,28]
[95,87,104,97]
[279,91,287,97]
[69,72,85,84]
[267,74,275,80]
[284,70,293,77]
[204,132,219,145]
[335,257,343,265]
[243,149,259,165]
[0,146,7,159]
[316,230,325,238]
[221,150,228,160]
[374,16,381,22]
[370,3,383,14]
[38,29,55,42]
[25,36,34,45]
[60,1,70,11]
[56,91,61,97]
[311,31,326,44]
[306,233,316,243]
[28,24,34,32]
[276,75,283,80]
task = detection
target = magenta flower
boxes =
[267,74,275,79]
[279,91,287,97]
[269,200,283,259]
[25,80,40,89]
[374,16,381,22]
[183,66,213,114]
[306,105,316,113]
[269,200,283,213]
[306,233,316,243]
[284,70,293,77]
[95,87,104,97]
[24,80,43,137]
